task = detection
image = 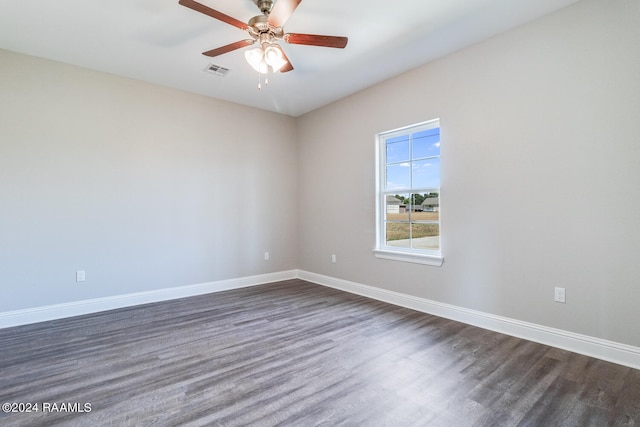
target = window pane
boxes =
[386,136,410,163]
[386,222,410,248]
[412,128,440,159]
[385,194,409,219]
[411,223,440,251]
[386,163,411,190]
[413,209,439,221]
[412,158,440,188]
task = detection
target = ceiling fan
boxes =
[179,0,348,74]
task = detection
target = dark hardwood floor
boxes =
[1,279,639,426]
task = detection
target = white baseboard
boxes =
[297,270,640,370]
[3,268,639,370]
[0,270,297,329]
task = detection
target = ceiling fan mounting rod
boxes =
[255,0,274,15]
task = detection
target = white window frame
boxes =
[374,119,443,267]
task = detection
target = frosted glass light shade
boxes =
[245,48,268,73]
[264,45,287,71]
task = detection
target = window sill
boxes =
[373,249,444,267]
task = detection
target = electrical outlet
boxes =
[331,254,337,263]
[554,287,566,303]
[264,252,270,261]
[76,270,86,282]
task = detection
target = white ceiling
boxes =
[0,0,579,117]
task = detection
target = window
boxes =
[375,119,443,266]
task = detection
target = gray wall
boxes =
[0,49,298,311]
[296,0,640,347]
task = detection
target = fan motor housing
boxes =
[248,15,270,32]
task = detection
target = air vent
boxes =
[204,63,230,76]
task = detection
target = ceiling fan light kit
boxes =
[179,0,348,85]
[244,44,286,73]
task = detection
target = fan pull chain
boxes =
[257,72,270,90]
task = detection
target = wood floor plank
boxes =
[1,279,639,426]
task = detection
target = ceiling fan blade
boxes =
[268,0,302,27]
[179,0,248,30]
[202,39,255,57]
[285,33,348,48]
[279,49,294,73]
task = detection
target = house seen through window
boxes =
[375,119,442,266]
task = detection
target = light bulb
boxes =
[264,46,281,64]
[264,45,287,72]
